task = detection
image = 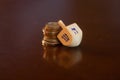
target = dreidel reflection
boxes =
[57,20,83,47]
[43,46,82,69]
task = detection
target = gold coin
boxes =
[42,22,61,46]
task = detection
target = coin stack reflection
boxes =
[42,22,61,46]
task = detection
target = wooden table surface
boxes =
[0,0,120,80]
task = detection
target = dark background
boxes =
[0,0,120,80]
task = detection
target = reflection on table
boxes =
[43,46,82,69]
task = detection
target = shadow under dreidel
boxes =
[43,46,82,69]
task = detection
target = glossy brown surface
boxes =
[0,0,120,80]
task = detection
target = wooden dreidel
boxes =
[57,20,83,47]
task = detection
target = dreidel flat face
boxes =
[66,23,83,47]
[57,28,72,46]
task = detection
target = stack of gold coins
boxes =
[42,22,61,46]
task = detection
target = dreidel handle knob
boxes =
[58,20,66,29]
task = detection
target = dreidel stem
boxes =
[58,20,66,29]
